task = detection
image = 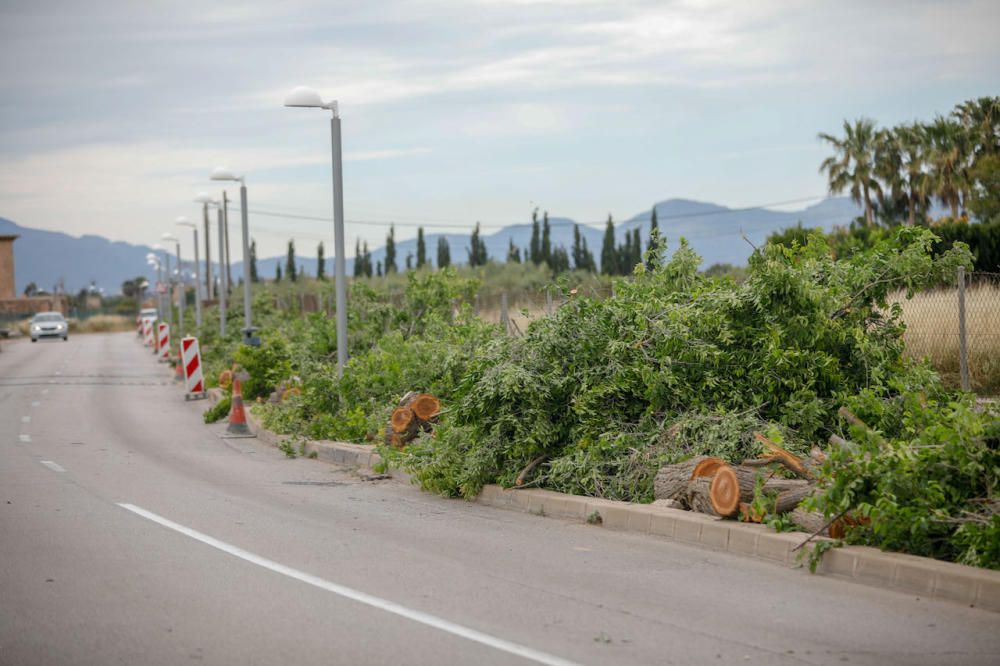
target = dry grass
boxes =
[14,314,135,336]
[892,282,1000,394]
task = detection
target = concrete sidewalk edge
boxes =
[207,389,1000,612]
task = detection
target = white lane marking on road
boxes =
[41,460,66,473]
[31,401,40,407]
[19,434,31,443]
[22,416,31,423]
[118,503,582,666]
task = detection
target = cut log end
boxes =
[390,407,415,433]
[411,394,441,421]
[709,465,741,517]
[691,457,726,479]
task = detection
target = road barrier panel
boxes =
[181,336,207,401]
[142,317,156,348]
[157,323,171,362]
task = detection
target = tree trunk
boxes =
[653,456,714,501]
[864,187,873,226]
[789,508,829,536]
[384,392,440,448]
[708,464,811,517]
[686,477,718,516]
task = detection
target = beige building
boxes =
[0,235,69,322]
[0,234,16,299]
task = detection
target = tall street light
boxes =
[215,201,227,337]
[194,192,214,301]
[284,86,348,374]
[210,166,257,346]
[152,244,171,325]
[222,190,233,294]
[162,232,183,334]
[146,253,162,321]
[176,216,202,329]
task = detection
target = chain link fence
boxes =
[895,269,1000,395]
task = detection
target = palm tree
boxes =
[926,116,971,219]
[953,96,1000,159]
[893,124,933,226]
[819,118,882,226]
[874,128,905,224]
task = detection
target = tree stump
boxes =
[384,392,441,449]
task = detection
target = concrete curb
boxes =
[206,390,1000,612]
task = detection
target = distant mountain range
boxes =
[1,197,865,295]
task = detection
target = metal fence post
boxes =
[958,266,970,391]
[500,291,509,335]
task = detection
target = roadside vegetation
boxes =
[188,96,999,569]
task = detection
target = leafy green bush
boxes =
[203,396,231,423]
[809,383,1000,569]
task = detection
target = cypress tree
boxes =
[362,242,372,277]
[572,224,584,270]
[275,263,282,282]
[529,208,541,264]
[416,227,426,268]
[468,222,488,267]
[632,228,642,270]
[353,240,362,278]
[385,225,397,274]
[406,252,413,270]
[249,239,258,283]
[600,215,616,275]
[286,240,297,282]
[507,238,521,263]
[317,242,326,280]
[541,211,551,268]
[376,261,382,277]
[437,237,451,268]
[646,205,660,270]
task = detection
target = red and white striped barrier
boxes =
[142,317,156,347]
[181,336,207,400]
[157,322,170,362]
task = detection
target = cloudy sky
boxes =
[1,0,998,261]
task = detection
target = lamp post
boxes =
[153,243,172,327]
[215,202,227,337]
[176,217,202,329]
[194,192,214,301]
[284,86,348,374]
[146,253,162,321]
[222,190,233,294]
[210,166,257,346]
[162,232,183,334]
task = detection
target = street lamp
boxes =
[146,253,162,321]
[153,243,172,326]
[210,166,257,346]
[176,216,203,328]
[194,192,215,301]
[284,86,348,374]
[162,232,183,334]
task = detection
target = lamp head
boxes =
[210,166,241,183]
[284,86,338,115]
[175,216,194,227]
[194,191,215,204]
[161,232,178,242]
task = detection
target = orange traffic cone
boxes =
[225,370,254,437]
[174,349,184,382]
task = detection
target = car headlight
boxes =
[30,324,39,332]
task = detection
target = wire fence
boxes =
[893,269,1000,394]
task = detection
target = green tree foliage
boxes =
[819,118,882,226]
[541,211,551,267]
[286,240,297,282]
[385,225,397,274]
[275,263,282,282]
[529,208,541,265]
[354,240,363,278]
[250,239,258,283]
[398,228,971,502]
[417,227,427,268]
[406,252,413,271]
[317,242,326,281]
[507,238,521,263]
[968,155,1000,223]
[646,206,660,270]
[572,224,595,272]
[437,237,451,269]
[468,222,488,267]
[600,215,616,275]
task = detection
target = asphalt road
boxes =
[2,332,998,666]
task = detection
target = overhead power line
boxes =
[226,194,830,233]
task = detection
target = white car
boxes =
[30,312,69,342]
[137,308,158,335]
